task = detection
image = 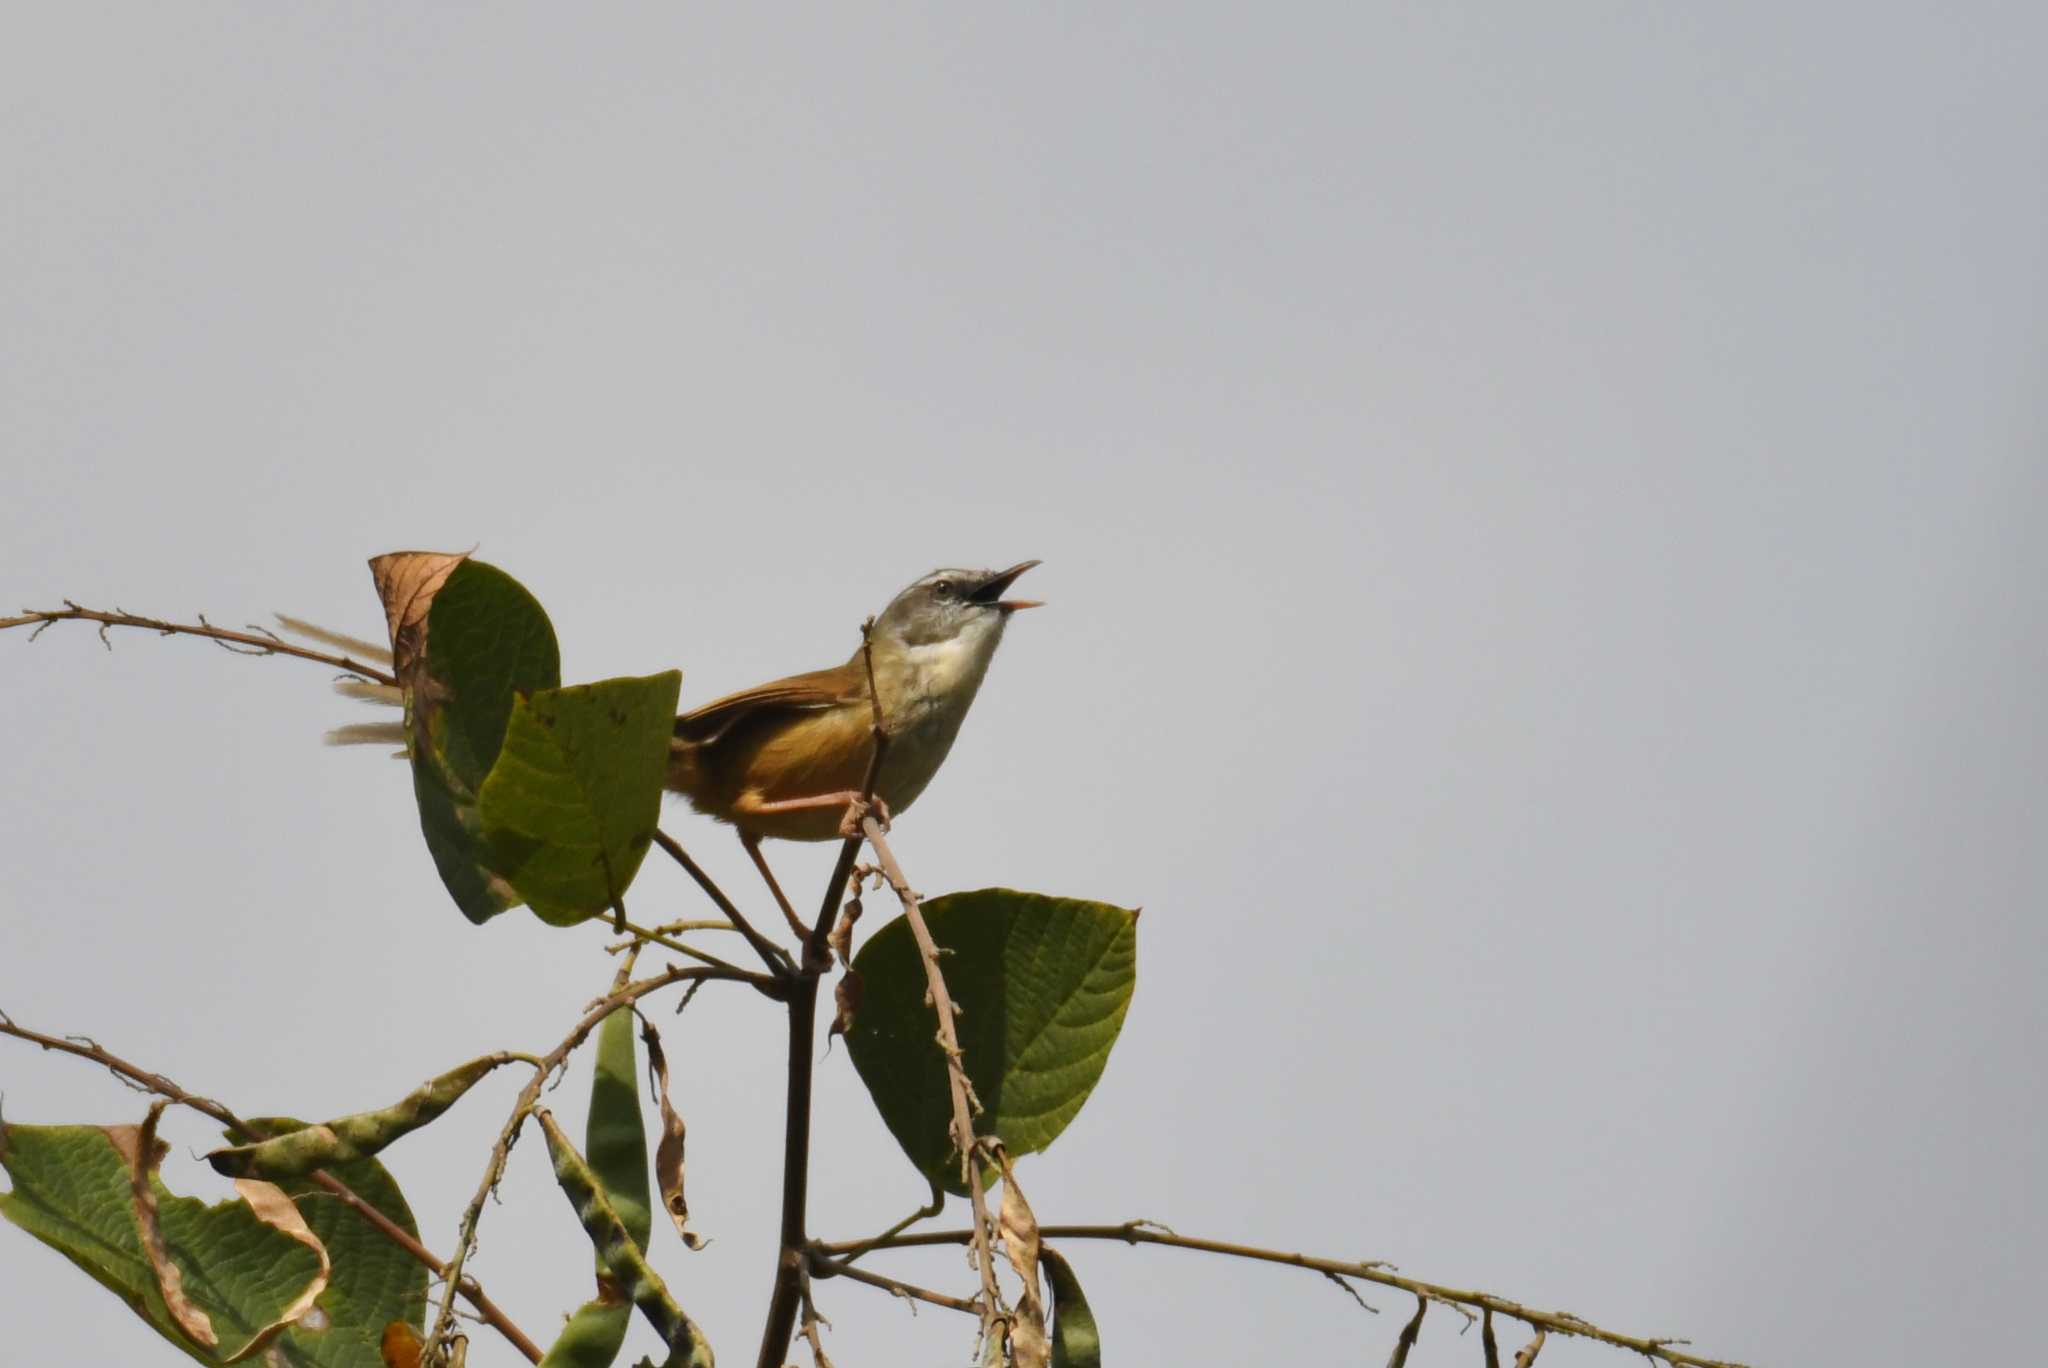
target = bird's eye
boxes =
[934,580,955,600]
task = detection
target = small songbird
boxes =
[666,561,1042,843]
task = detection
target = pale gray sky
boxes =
[5,5,2044,1365]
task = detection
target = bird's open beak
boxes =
[971,560,1044,613]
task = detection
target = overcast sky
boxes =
[5,5,2045,1365]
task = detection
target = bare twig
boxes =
[586,909,778,988]
[1484,1306,1501,1368]
[806,1247,980,1315]
[1515,1328,1547,1367]
[3,604,397,686]
[652,828,795,978]
[814,1221,1749,1368]
[422,962,773,1366]
[859,817,1005,1344]
[797,1274,835,1368]
[1324,1270,1380,1315]
[0,1011,541,1362]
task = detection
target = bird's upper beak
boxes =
[970,560,1044,613]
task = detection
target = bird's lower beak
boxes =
[971,559,1044,613]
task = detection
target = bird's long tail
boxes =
[274,615,406,750]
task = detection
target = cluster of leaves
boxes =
[1,553,1137,1368]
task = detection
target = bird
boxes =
[665,560,1042,843]
[308,560,1041,933]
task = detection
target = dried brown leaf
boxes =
[223,1177,333,1362]
[829,969,863,1040]
[367,551,466,674]
[995,1147,1048,1368]
[641,1019,706,1251]
[111,1105,218,1350]
[827,894,863,967]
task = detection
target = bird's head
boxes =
[873,561,1042,649]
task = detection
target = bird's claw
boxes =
[839,794,893,840]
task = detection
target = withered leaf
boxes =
[996,1146,1049,1368]
[111,1105,216,1350]
[368,550,467,678]
[829,969,863,1040]
[642,1020,706,1251]
[224,1178,333,1363]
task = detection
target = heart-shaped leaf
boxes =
[845,890,1138,1194]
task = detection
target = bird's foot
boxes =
[838,793,892,840]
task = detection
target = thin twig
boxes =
[422,962,773,1366]
[3,604,397,686]
[586,910,776,987]
[652,828,794,978]
[858,816,1005,1346]
[826,1187,946,1267]
[1515,1328,1547,1367]
[1484,1307,1502,1368]
[806,1248,980,1315]
[0,1011,541,1362]
[813,1221,1749,1368]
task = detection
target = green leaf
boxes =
[1043,1247,1103,1368]
[540,1007,650,1368]
[845,889,1138,1195]
[478,671,682,926]
[374,555,561,925]
[242,1118,430,1368]
[0,1122,329,1363]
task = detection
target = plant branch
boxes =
[653,827,795,978]
[3,604,397,686]
[804,1247,979,1315]
[0,1010,541,1362]
[422,962,771,1366]
[817,1221,1748,1368]
[585,909,778,989]
[857,817,1006,1345]
[755,617,891,1368]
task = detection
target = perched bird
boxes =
[666,561,1041,842]
[310,561,1040,929]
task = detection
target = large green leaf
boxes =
[540,1007,650,1368]
[243,1118,429,1368]
[845,890,1138,1195]
[0,1122,329,1363]
[478,671,682,926]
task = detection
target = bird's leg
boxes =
[747,791,893,837]
[739,830,809,941]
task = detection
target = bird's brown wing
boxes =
[672,663,867,747]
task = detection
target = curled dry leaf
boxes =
[225,1178,333,1363]
[368,550,467,678]
[828,894,863,967]
[641,1021,707,1251]
[109,1104,216,1350]
[829,969,863,1040]
[996,1147,1049,1368]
